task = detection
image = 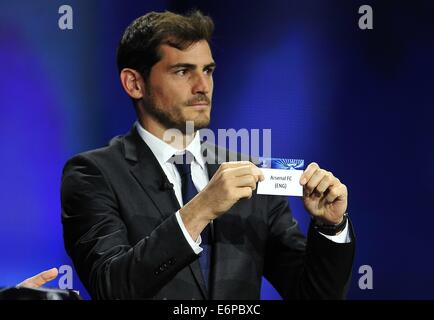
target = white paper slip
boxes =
[257,168,303,196]
[256,158,305,196]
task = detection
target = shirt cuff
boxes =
[175,211,203,254]
[318,220,351,243]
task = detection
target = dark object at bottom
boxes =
[0,287,82,300]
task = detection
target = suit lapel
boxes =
[189,260,209,299]
[123,127,209,299]
[123,127,180,219]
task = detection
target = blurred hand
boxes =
[16,268,59,288]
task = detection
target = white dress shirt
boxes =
[135,121,350,256]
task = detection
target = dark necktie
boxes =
[173,152,211,290]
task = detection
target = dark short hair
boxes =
[116,10,214,81]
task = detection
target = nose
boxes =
[191,73,210,95]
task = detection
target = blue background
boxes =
[1,0,433,299]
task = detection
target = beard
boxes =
[142,88,211,134]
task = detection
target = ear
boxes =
[119,68,146,99]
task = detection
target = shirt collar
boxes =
[135,121,205,169]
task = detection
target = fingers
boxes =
[220,162,265,182]
[220,161,252,168]
[216,162,264,200]
[17,268,59,288]
[314,171,337,195]
[300,162,319,185]
[305,170,333,196]
[234,175,258,190]
[236,187,253,200]
[301,163,344,200]
[40,268,59,282]
[325,184,347,203]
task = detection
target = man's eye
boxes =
[175,69,187,76]
[204,68,215,75]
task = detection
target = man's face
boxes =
[141,40,215,133]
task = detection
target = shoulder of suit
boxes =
[65,133,127,166]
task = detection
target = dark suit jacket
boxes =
[61,127,355,300]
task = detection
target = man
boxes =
[61,10,355,300]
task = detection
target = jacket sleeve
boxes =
[262,195,355,299]
[61,155,198,299]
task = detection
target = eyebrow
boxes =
[168,62,216,71]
